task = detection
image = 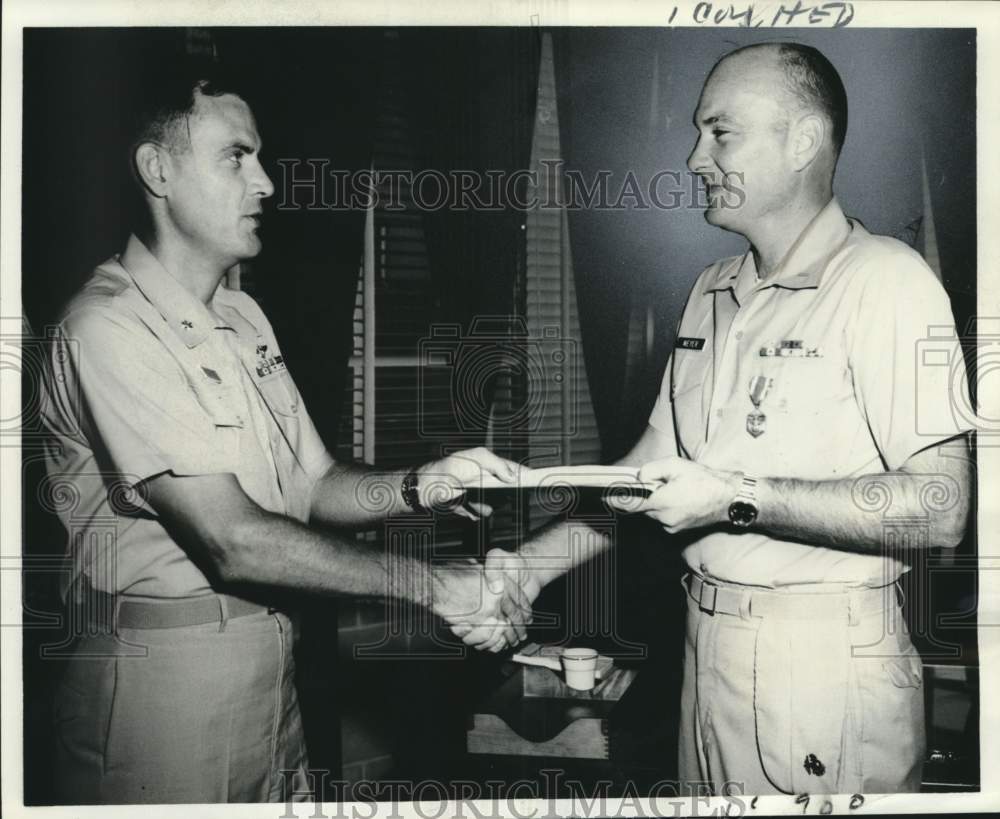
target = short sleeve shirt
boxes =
[41,235,335,600]
[647,198,971,587]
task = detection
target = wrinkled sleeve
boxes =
[647,351,678,444]
[52,305,238,484]
[283,372,336,485]
[847,247,973,471]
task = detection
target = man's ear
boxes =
[133,142,171,197]
[789,113,825,172]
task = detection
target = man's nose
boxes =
[252,162,275,199]
[687,137,708,175]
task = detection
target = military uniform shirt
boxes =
[648,198,971,587]
[41,235,335,600]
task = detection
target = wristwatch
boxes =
[728,473,759,528]
[401,469,426,514]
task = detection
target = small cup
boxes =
[561,647,598,690]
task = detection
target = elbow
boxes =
[212,547,249,585]
[934,504,970,550]
[935,520,967,551]
[202,514,263,585]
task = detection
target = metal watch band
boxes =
[727,472,760,528]
[735,473,758,504]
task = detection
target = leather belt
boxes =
[75,588,272,631]
[683,572,896,621]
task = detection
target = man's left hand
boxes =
[606,456,741,533]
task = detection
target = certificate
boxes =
[468,464,649,492]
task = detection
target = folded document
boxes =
[470,464,649,492]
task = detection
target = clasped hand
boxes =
[431,549,540,652]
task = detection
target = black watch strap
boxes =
[401,469,426,513]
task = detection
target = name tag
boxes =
[676,337,706,351]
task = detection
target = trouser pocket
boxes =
[753,617,850,794]
[852,631,925,793]
[52,650,118,803]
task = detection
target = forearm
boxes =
[755,468,969,552]
[623,436,970,552]
[516,447,647,587]
[223,505,431,604]
[517,518,614,588]
[308,447,518,526]
[309,462,413,527]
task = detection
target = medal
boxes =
[746,375,772,438]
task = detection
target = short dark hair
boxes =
[129,59,245,157]
[775,43,848,156]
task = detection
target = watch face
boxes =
[728,500,758,527]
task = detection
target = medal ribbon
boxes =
[749,375,772,408]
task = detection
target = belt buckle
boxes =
[699,581,719,615]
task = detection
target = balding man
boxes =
[488,43,972,795]
[40,63,521,804]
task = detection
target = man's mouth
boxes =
[703,180,737,209]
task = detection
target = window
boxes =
[337,31,600,545]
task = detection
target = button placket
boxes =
[700,291,733,439]
[214,333,254,427]
[706,292,760,438]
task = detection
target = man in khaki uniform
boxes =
[488,43,972,794]
[41,65,520,803]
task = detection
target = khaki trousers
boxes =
[678,576,925,796]
[53,609,311,803]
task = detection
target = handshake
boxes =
[414,446,743,652]
[429,549,543,653]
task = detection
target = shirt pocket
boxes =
[256,371,300,418]
[763,353,861,476]
[771,352,853,416]
[187,374,246,429]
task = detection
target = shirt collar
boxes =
[702,255,743,295]
[702,198,853,295]
[119,234,234,348]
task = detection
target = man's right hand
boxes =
[430,560,515,653]
[416,447,522,521]
[482,548,542,645]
